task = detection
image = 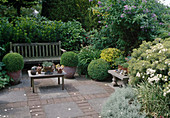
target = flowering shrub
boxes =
[91,0,169,54]
[128,37,170,97]
[100,48,122,67]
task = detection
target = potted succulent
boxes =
[2,52,24,85]
[42,61,54,74]
[60,51,78,78]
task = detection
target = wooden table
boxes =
[28,70,66,93]
[108,70,129,87]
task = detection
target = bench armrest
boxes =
[60,48,67,53]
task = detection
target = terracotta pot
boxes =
[57,69,63,73]
[63,66,76,79]
[118,65,128,73]
[8,70,22,85]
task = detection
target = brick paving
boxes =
[0,71,115,118]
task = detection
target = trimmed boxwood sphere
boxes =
[88,59,110,80]
[2,53,24,72]
[60,51,78,67]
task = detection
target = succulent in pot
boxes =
[2,52,24,85]
[60,51,78,78]
[42,61,54,74]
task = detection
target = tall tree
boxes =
[0,0,38,16]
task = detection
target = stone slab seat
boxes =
[10,41,66,64]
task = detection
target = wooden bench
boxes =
[10,41,66,63]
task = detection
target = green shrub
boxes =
[128,37,170,96]
[136,82,170,117]
[78,46,101,76]
[0,62,10,89]
[87,59,110,80]
[2,53,24,72]
[101,87,146,118]
[60,52,78,67]
[100,48,122,68]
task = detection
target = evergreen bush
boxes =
[2,53,24,72]
[77,46,101,76]
[100,48,122,68]
[60,52,78,67]
[101,87,146,118]
[87,59,110,80]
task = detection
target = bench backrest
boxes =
[10,41,61,58]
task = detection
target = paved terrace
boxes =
[0,71,115,118]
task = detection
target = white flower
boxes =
[136,72,141,77]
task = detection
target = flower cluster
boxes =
[129,38,170,96]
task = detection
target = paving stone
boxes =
[0,90,27,103]
[75,85,107,95]
[0,106,31,118]
[38,85,70,99]
[88,98,108,113]
[44,102,84,118]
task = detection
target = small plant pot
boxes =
[31,70,37,75]
[63,66,76,79]
[57,69,63,73]
[8,70,22,85]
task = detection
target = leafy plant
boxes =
[91,0,169,54]
[88,59,110,81]
[42,62,53,67]
[136,82,170,117]
[60,51,78,67]
[115,55,126,66]
[101,87,146,118]
[100,48,122,68]
[2,52,24,72]
[77,46,101,76]
[128,37,170,97]
[0,62,10,89]
[121,62,129,68]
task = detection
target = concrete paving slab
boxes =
[0,106,31,118]
[44,102,84,118]
[0,90,27,103]
[88,98,108,113]
[38,85,70,99]
[75,84,107,95]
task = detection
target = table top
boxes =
[28,70,66,78]
[108,70,129,79]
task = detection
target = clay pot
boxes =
[8,70,22,85]
[63,66,76,79]
[37,66,42,74]
[57,68,63,73]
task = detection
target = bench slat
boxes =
[49,45,52,56]
[32,46,34,57]
[12,42,59,46]
[14,46,16,52]
[52,45,55,56]
[46,45,48,57]
[29,46,31,57]
[39,45,41,57]
[43,45,45,57]
[25,46,27,57]
[17,46,20,54]
[21,46,24,57]
[59,41,61,56]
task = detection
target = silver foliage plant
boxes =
[101,87,146,118]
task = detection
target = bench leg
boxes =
[112,76,118,86]
[62,76,64,90]
[58,77,60,85]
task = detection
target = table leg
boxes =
[62,76,64,90]
[58,77,60,85]
[31,78,33,87]
[32,78,35,93]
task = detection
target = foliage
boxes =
[42,61,53,67]
[77,46,101,76]
[0,0,38,16]
[0,62,10,89]
[136,82,170,117]
[92,0,170,54]
[101,87,146,118]
[41,0,100,31]
[0,17,87,55]
[115,55,126,66]
[60,52,78,67]
[128,37,170,97]
[87,59,110,80]
[2,52,24,72]
[100,48,122,68]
